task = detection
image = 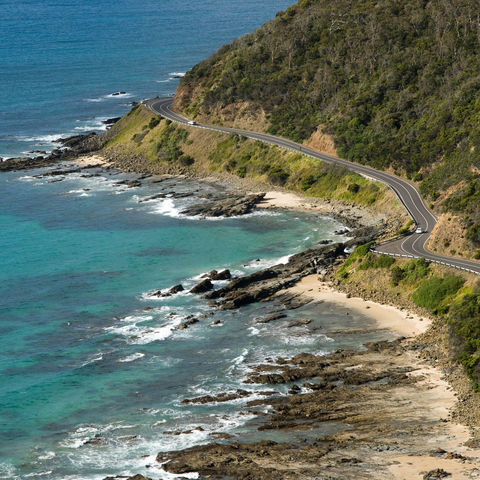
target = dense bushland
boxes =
[177,0,480,244]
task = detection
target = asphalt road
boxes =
[146,97,480,275]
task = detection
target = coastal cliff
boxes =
[175,0,480,260]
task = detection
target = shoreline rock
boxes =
[181,192,265,217]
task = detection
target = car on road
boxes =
[187,120,197,125]
[415,227,425,234]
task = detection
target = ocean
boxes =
[1,0,295,159]
[0,1,395,479]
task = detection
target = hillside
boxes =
[174,0,480,256]
[100,105,400,221]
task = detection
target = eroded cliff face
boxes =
[174,83,271,132]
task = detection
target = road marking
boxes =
[148,98,479,275]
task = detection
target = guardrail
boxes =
[370,249,480,275]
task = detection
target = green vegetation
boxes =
[390,257,430,286]
[102,106,393,211]
[337,248,480,390]
[208,134,388,205]
[449,283,480,390]
[412,275,465,312]
[104,106,194,167]
[155,121,191,163]
[335,242,374,280]
[178,0,480,247]
[396,219,414,236]
[359,253,395,270]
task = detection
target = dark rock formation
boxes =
[209,269,231,280]
[181,389,251,404]
[116,179,141,188]
[256,312,287,324]
[181,193,265,217]
[0,156,55,172]
[287,318,312,327]
[168,284,184,295]
[103,117,121,126]
[175,318,199,330]
[204,243,345,310]
[103,475,151,480]
[139,193,166,202]
[423,469,452,479]
[190,279,213,294]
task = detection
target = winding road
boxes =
[146,97,480,275]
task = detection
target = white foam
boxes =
[243,254,291,270]
[0,463,17,480]
[118,352,145,363]
[169,72,186,77]
[74,117,109,133]
[15,134,65,144]
[232,348,249,366]
[37,451,56,461]
[61,423,137,449]
[147,198,181,217]
[147,356,182,367]
[105,315,180,344]
[24,472,53,478]
[18,175,36,182]
[248,326,260,336]
[86,92,134,102]
[282,333,333,346]
[57,412,255,479]
[105,92,133,99]
[80,353,103,367]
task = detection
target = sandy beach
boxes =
[260,189,389,228]
[73,153,111,167]
[283,275,480,479]
[288,274,430,337]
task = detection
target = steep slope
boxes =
[174,0,480,254]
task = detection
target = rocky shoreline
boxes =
[107,236,480,478]
[4,133,479,479]
[103,329,480,480]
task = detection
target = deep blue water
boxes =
[1,0,294,158]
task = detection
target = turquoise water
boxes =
[0,0,293,158]
[0,166,377,479]
[0,2,397,478]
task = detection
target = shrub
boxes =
[448,290,480,389]
[348,183,360,193]
[401,257,430,283]
[148,116,161,129]
[359,253,395,270]
[412,275,465,312]
[375,254,395,268]
[336,241,374,280]
[179,155,195,166]
[396,219,413,236]
[237,165,247,178]
[267,166,289,185]
[390,265,405,286]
